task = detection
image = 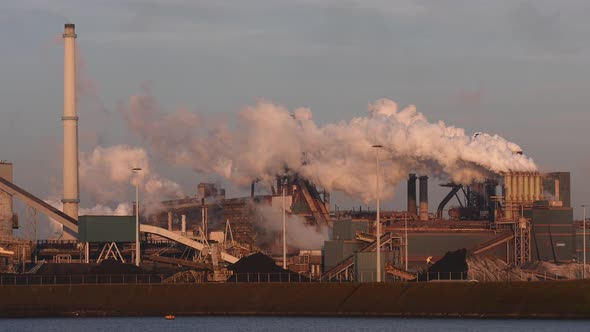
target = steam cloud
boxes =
[121,88,536,202]
[77,144,184,217]
[254,204,329,252]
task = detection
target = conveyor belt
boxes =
[470,232,514,255]
[0,177,78,238]
[140,224,239,264]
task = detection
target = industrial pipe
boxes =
[518,174,524,203]
[523,174,530,203]
[407,174,417,216]
[534,175,542,201]
[419,176,428,221]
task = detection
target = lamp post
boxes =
[282,177,287,270]
[372,144,383,282]
[583,204,587,279]
[132,167,142,267]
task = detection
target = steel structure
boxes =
[321,232,402,281]
[61,23,79,224]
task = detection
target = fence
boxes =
[0,271,571,286]
[0,274,171,286]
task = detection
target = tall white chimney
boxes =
[62,23,79,221]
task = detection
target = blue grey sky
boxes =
[1,1,589,218]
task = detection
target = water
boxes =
[0,317,587,332]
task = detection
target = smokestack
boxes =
[419,175,428,221]
[407,174,417,216]
[554,179,560,202]
[62,23,79,221]
[251,181,255,198]
[167,212,173,231]
[181,214,186,235]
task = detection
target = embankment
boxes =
[1,281,590,318]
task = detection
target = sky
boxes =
[1,0,590,226]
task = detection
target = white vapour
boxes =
[254,204,329,251]
[33,145,182,239]
[121,90,537,202]
[79,145,184,206]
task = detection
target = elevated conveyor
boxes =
[0,177,78,238]
[385,263,416,281]
[140,224,239,264]
[469,232,514,255]
[0,178,240,263]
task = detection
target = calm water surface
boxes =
[0,316,587,332]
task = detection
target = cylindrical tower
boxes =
[529,173,539,202]
[512,174,519,203]
[522,173,532,203]
[62,23,79,221]
[419,176,428,221]
[517,173,524,203]
[534,175,542,201]
[504,173,512,202]
[407,174,417,216]
[504,173,512,220]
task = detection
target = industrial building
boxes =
[0,23,586,283]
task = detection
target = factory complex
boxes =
[0,24,587,286]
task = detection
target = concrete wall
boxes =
[1,281,590,318]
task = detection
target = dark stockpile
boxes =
[227,252,309,282]
[418,249,468,281]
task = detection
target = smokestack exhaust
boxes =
[62,23,79,222]
[407,174,417,216]
[419,175,428,221]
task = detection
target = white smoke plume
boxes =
[79,145,184,207]
[254,204,329,251]
[29,145,181,239]
[121,89,537,202]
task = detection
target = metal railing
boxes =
[0,271,573,285]
[0,274,171,286]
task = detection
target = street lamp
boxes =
[583,204,587,279]
[132,167,142,267]
[282,177,287,270]
[372,144,383,282]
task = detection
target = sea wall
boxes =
[1,281,590,318]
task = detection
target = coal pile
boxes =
[418,249,468,281]
[227,253,309,282]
